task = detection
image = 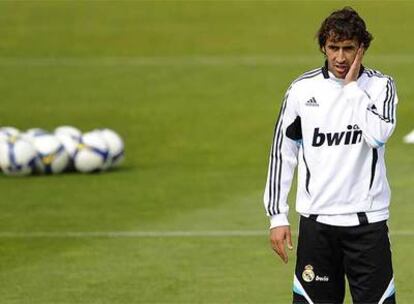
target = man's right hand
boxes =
[269,225,293,264]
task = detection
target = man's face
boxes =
[323,37,361,79]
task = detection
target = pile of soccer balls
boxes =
[0,126,124,176]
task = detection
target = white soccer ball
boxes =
[32,134,70,174]
[55,133,80,172]
[0,127,20,142]
[96,128,124,169]
[0,137,38,176]
[403,130,414,144]
[74,131,109,173]
[55,133,80,160]
[54,126,82,171]
[54,126,82,139]
[21,128,49,143]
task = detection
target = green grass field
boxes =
[0,1,413,303]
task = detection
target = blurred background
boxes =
[0,1,412,303]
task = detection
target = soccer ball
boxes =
[55,133,80,161]
[96,128,124,169]
[21,128,48,143]
[403,130,414,144]
[0,137,38,176]
[32,134,70,174]
[0,126,20,142]
[54,126,82,161]
[73,131,109,173]
[54,126,82,139]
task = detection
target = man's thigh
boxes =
[293,216,345,304]
[341,220,396,304]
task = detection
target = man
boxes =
[263,7,398,304]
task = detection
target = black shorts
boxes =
[293,216,396,304]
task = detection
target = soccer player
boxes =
[263,7,397,304]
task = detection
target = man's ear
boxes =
[321,46,327,56]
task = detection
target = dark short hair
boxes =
[317,7,373,50]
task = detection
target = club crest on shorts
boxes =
[302,265,315,282]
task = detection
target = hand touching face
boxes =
[344,44,365,85]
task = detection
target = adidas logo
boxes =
[305,97,319,107]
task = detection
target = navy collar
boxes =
[321,60,365,79]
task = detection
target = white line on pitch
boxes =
[0,230,267,238]
[0,230,413,238]
[0,56,320,66]
[0,54,413,66]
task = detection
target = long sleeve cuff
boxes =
[269,214,289,229]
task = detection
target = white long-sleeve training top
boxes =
[264,63,398,228]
